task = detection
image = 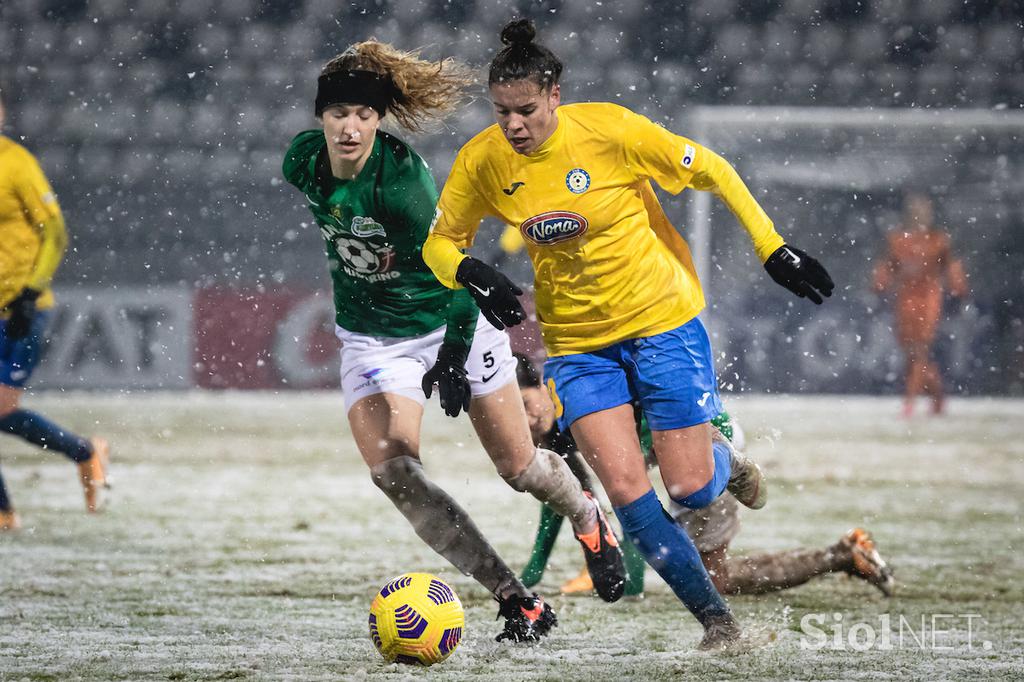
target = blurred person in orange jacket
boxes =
[873,191,968,417]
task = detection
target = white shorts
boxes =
[336,315,517,412]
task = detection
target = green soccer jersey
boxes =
[283,129,477,347]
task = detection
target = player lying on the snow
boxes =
[514,354,895,599]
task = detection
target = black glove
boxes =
[763,245,834,304]
[4,288,41,340]
[455,257,525,330]
[422,343,472,418]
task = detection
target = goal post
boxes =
[681,106,1024,395]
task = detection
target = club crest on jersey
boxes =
[350,215,386,238]
[520,211,589,246]
[565,168,591,194]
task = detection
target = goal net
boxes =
[677,106,1024,396]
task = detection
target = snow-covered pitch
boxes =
[1,392,1021,679]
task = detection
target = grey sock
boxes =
[370,456,527,599]
[721,546,847,595]
[505,448,597,535]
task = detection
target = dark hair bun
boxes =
[500,18,536,46]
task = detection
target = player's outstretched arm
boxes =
[621,112,834,304]
[691,149,834,304]
[942,234,969,299]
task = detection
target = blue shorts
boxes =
[1,311,51,389]
[544,317,723,432]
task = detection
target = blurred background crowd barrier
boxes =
[2,0,1022,393]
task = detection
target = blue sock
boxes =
[0,466,11,511]
[614,488,730,626]
[673,441,732,510]
[0,409,92,463]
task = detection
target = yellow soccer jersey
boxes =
[0,135,65,310]
[424,102,784,356]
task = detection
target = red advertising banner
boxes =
[192,287,340,389]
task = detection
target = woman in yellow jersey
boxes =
[423,19,834,649]
[0,93,109,530]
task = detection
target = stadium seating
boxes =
[0,0,1020,285]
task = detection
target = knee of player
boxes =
[499,447,550,492]
[365,436,417,460]
[501,464,531,492]
[670,484,717,510]
[369,454,424,493]
[486,437,544,481]
[0,408,24,429]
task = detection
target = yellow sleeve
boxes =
[15,151,67,291]
[422,148,490,289]
[623,110,701,194]
[689,149,784,263]
[624,112,784,263]
[422,229,467,289]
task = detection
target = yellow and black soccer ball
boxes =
[368,573,465,666]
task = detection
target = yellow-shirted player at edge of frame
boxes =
[0,90,110,531]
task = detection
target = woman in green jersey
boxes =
[282,41,625,642]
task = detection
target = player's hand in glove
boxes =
[422,343,472,418]
[4,288,41,340]
[455,257,525,330]
[763,245,834,304]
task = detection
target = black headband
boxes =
[315,69,393,117]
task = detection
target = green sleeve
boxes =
[443,288,478,350]
[282,130,324,190]
[391,149,479,350]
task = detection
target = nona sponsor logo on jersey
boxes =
[520,211,588,246]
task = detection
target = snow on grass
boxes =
[1,392,1021,680]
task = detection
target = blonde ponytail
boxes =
[322,41,474,133]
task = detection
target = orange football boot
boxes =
[843,528,895,597]
[77,437,110,513]
[0,509,21,531]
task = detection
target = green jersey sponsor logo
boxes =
[351,216,387,238]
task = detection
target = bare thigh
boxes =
[570,403,651,507]
[650,422,715,500]
[468,381,536,478]
[347,393,424,468]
